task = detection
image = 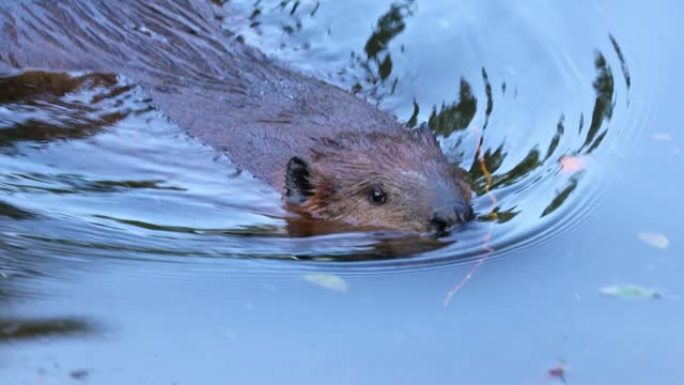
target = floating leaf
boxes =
[637,232,669,249]
[559,155,585,173]
[303,273,349,292]
[547,362,567,383]
[600,284,661,299]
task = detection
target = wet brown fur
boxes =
[0,0,472,233]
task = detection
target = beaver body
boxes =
[0,0,472,233]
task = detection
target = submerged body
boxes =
[0,0,472,233]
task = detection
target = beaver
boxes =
[0,0,473,234]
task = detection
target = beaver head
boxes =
[284,127,473,235]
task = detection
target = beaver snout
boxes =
[429,204,474,236]
[427,179,473,235]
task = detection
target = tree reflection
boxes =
[582,52,614,153]
[0,71,140,150]
[428,79,477,136]
[350,0,415,100]
[538,50,617,217]
[0,317,99,343]
[541,177,578,217]
[423,47,619,222]
[244,0,320,34]
[0,201,36,219]
[0,236,102,343]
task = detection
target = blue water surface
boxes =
[1,1,683,384]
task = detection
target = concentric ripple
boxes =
[0,0,646,277]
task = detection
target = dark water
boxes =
[2,0,683,384]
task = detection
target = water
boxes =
[2,0,683,384]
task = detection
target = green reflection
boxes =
[544,115,565,161]
[0,201,36,220]
[0,173,184,195]
[364,1,414,59]
[542,178,579,217]
[0,317,98,343]
[609,34,631,89]
[428,79,477,137]
[423,44,619,222]
[0,71,137,149]
[351,0,415,99]
[581,52,614,153]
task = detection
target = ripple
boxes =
[212,0,643,268]
[0,0,647,279]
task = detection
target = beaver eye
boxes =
[369,185,387,205]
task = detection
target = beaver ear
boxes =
[285,156,315,204]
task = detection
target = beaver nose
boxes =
[430,204,473,235]
[456,205,475,223]
[429,215,451,236]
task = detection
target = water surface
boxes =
[2,0,683,384]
